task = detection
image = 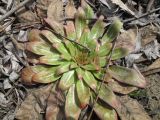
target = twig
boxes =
[142,68,160,76]
[10,35,28,67]
[47,28,91,52]
[87,38,117,120]
[61,17,109,23]
[12,21,41,30]
[123,7,160,23]
[63,7,160,25]
[0,0,33,23]
[147,0,155,12]
[65,36,91,52]
[0,7,6,14]
[7,33,28,67]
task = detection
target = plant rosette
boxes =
[21,1,146,120]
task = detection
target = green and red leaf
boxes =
[39,54,63,65]
[94,102,118,120]
[83,70,98,90]
[65,85,81,120]
[32,67,60,83]
[76,79,90,109]
[41,30,61,43]
[75,7,86,40]
[102,19,123,43]
[26,41,53,56]
[109,65,146,88]
[111,47,129,60]
[55,62,71,75]
[58,70,75,91]
[98,43,112,57]
[90,16,105,40]
[98,83,121,109]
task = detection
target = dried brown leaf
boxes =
[16,84,53,120]
[108,79,137,94]
[142,58,160,75]
[17,10,38,22]
[117,96,152,120]
[116,29,137,54]
[65,0,77,18]
[145,58,160,71]
[47,0,63,22]
[140,25,158,46]
[46,86,65,120]
[110,0,135,16]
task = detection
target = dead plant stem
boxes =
[87,38,117,120]
[123,7,160,23]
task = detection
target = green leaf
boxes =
[79,27,90,46]
[70,62,78,69]
[82,63,100,71]
[98,83,120,109]
[75,7,86,40]
[64,41,76,57]
[92,70,104,80]
[41,30,61,43]
[109,65,146,88]
[86,39,97,50]
[90,16,105,40]
[65,85,81,120]
[76,79,90,109]
[39,54,63,65]
[55,62,71,75]
[94,102,117,120]
[26,41,53,55]
[81,0,94,19]
[99,57,106,67]
[58,70,75,91]
[83,70,98,90]
[32,67,60,83]
[75,67,83,80]
[52,42,71,60]
[111,48,129,60]
[102,19,123,43]
[98,43,112,57]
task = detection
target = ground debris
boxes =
[16,84,53,120]
[117,95,152,120]
[0,0,160,120]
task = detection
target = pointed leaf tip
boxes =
[32,67,60,83]
[98,84,121,109]
[94,102,118,120]
[76,79,90,109]
[75,7,86,40]
[109,65,146,88]
[90,15,105,40]
[65,85,81,119]
[102,19,123,43]
[59,70,75,91]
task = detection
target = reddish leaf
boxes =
[109,65,146,88]
[65,85,81,119]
